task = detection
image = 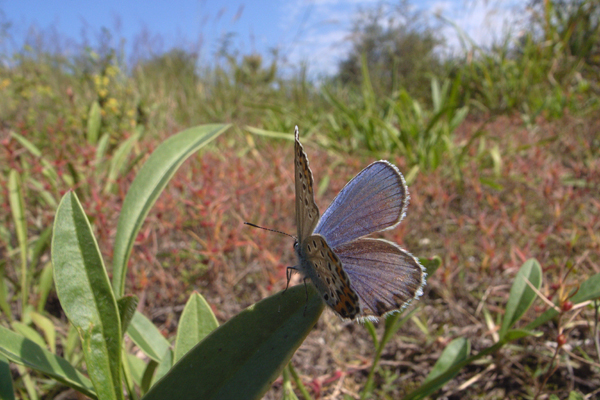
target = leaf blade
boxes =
[112,123,230,296]
[52,191,122,400]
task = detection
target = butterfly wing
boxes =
[298,234,361,320]
[314,161,409,248]
[294,126,320,242]
[333,238,425,318]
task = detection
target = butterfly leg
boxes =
[284,266,297,294]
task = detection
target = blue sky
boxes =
[1,1,524,76]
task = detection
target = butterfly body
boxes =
[291,127,425,321]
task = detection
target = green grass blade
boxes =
[86,100,101,144]
[500,259,542,338]
[0,262,13,321]
[52,191,123,400]
[103,127,142,194]
[142,284,325,400]
[36,262,53,314]
[245,126,294,140]
[174,292,219,363]
[0,325,96,399]
[127,311,171,363]
[8,169,28,314]
[112,123,231,297]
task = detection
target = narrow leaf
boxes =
[0,354,15,400]
[503,329,542,341]
[0,325,96,398]
[112,123,230,296]
[52,191,122,400]
[126,354,148,387]
[36,262,54,314]
[127,311,171,363]
[150,349,173,387]
[500,259,542,338]
[0,262,13,321]
[174,292,219,362]
[8,169,28,312]
[143,284,325,400]
[423,337,470,390]
[11,322,46,349]
[30,312,56,353]
[103,128,141,194]
[117,295,139,335]
[87,101,101,144]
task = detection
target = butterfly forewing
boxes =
[315,161,409,249]
[333,238,424,317]
[294,127,320,242]
[299,234,361,319]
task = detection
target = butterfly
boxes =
[291,126,426,321]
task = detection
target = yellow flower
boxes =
[106,65,118,78]
[0,79,10,90]
[106,97,119,112]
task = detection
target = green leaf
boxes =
[112,123,231,297]
[174,292,219,362]
[30,312,56,353]
[11,131,42,157]
[117,295,139,335]
[568,391,585,400]
[150,349,173,388]
[140,360,158,394]
[0,325,96,398]
[126,353,148,387]
[0,262,13,321]
[363,320,378,348]
[8,169,28,312]
[423,337,470,391]
[30,226,52,272]
[419,256,441,277]
[87,101,102,144]
[36,262,54,314]
[526,272,600,331]
[245,126,295,141]
[52,191,123,400]
[500,259,542,338]
[95,133,111,174]
[143,284,325,400]
[0,354,15,400]
[127,311,171,363]
[503,329,542,341]
[103,127,142,194]
[11,322,46,349]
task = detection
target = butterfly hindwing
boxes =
[315,161,408,249]
[333,238,425,318]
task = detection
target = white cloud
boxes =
[278,0,527,77]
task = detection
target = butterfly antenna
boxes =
[244,222,295,239]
